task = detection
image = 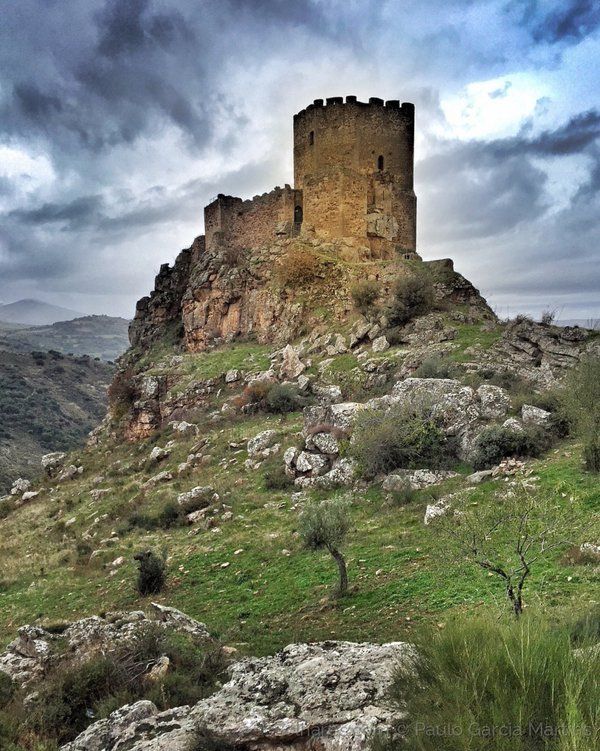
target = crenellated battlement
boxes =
[293,95,414,121]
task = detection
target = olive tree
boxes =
[299,497,350,596]
[433,483,573,617]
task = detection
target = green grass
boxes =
[0,413,597,656]
[449,323,504,362]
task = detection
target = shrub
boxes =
[387,271,434,327]
[299,497,351,596]
[276,247,320,287]
[25,626,226,746]
[239,381,305,414]
[156,501,182,529]
[108,367,136,420]
[414,355,455,379]
[134,549,166,595]
[263,461,294,490]
[472,425,551,470]
[540,308,556,325]
[380,614,600,751]
[350,404,450,478]
[0,673,13,710]
[264,383,305,414]
[350,279,380,315]
[387,479,417,507]
[562,356,600,472]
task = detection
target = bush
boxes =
[263,461,294,490]
[380,615,600,751]
[134,550,166,595]
[276,247,320,287]
[264,383,306,414]
[350,279,380,315]
[472,425,551,470]
[350,404,450,478]
[570,605,600,646]
[239,381,305,414]
[108,367,136,420]
[387,479,417,507]
[414,355,455,379]
[387,271,434,327]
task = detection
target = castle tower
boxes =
[293,96,416,256]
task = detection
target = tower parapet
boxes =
[293,95,416,255]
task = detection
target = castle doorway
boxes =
[294,205,303,224]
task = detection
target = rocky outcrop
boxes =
[62,640,414,751]
[0,604,210,689]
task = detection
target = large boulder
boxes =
[62,640,414,751]
[0,607,210,690]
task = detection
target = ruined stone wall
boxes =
[204,186,302,252]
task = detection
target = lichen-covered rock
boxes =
[10,478,31,496]
[41,451,66,476]
[177,486,217,507]
[477,384,511,419]
[313,383,343,405]
[382,469,458,492]
[521,404,551,426]
[0,607,210,690]
[295,457,357,489]
[372,335,390,352]
[295,451,330,475]
[280,344,306,379]
[247,430,278,457]
[310,432,341,455]
[62,640,414,751]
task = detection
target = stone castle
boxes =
[205,96,417,259]
[130,96,421,352]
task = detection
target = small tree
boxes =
[350,279,380,315]
[562,356,600,472]
[134,549,166,595]
[299,497,351,596]
[434,483,572,617]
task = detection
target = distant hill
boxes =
[0,298,82,325]
[0,315,131,361]
[0,350,113,493]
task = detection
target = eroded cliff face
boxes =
[129,233,493,357]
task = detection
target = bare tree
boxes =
[434,483,574,617]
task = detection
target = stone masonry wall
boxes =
[204,186,302,253]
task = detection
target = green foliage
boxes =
[380,614,600,751]
[414,355,456,379]
[351,404,450,478]
[264,383,306,414]
[562,356,600,472]
[387,271,434,326]
[0,673,13,710]
[134,550,167,595]
[240,381,306,414]
[350,279,380,315]
[472,425,552,470]
[299,497,351,596]
[570,605,600,646]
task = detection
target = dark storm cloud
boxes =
[95,0,194,58]
[9,195,103,228]
[492,110,600,158]
[522,0,600,44]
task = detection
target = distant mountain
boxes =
[0,299,82,326]
[0,315,131,361]
[0,349,113,493]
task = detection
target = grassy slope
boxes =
[0,351,113,494]
[0,324,597,656]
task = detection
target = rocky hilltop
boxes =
[1,100,600,750]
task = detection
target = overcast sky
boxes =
[1,0,598,320]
